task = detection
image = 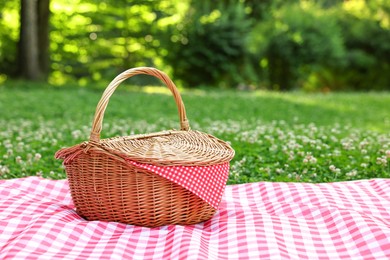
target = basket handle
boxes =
[89,67,189,144]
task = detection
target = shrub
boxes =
[249,2,345,90]
[164,1,254,88]
[330,0,390,90]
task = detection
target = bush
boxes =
[331,1,390,90]
[164,1,254,88]
[249,2,345,90]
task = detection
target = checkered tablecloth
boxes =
[1,177,390,259]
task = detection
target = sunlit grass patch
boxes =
[225,120,389,184]
[0,85,389,183]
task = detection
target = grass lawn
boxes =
[0,81,389,183]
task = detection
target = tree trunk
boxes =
[38,0,50,78]
[18,0,41,80]
[122,1,132,70]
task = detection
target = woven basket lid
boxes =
[97,129,234,166]
[56,67,234,166]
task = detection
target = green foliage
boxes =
[49,0,181,85]
[249,0,390,91]
[0,84,389,183]
[330,0,390,90]
[249,2,345,90]
[163,1,254,87]
[0,0,389,90]
[0,1,20,77]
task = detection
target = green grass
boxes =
[0,81,389,183]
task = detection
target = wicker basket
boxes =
[55,67,235,227]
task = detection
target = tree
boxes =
[38,0,50,77]
[18,0,50,80]
[0,2,18,77]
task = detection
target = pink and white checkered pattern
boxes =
[127,160,230,208]
[1,177,390,259]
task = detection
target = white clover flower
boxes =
[275,168,284,174]
[329,165,341,174]
[302,137,310,144]
[0,165,10,175]
[34,153,42,161]
[360,163,368,168]
[269,144,278,152]
[342,141,353,150]
[330,136,338,142]
[16,142,25,152]
[303,153,317,164]
[361,149,367,154]
[288,151,295,161]
[376,156,387,166]
[346,170,357,177]
[359,140,369,149]
[386,150,390,158]
[15,156,22,164]
[72,130,82,139]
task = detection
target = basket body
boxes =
[65,152,216,227]
[55,67,234,227]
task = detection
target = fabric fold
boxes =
[127,160,230,209]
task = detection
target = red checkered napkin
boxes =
[127,160,230,208]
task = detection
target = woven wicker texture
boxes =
[66,151,216,227]
[99,130,233,166]
[55,67,234,227]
